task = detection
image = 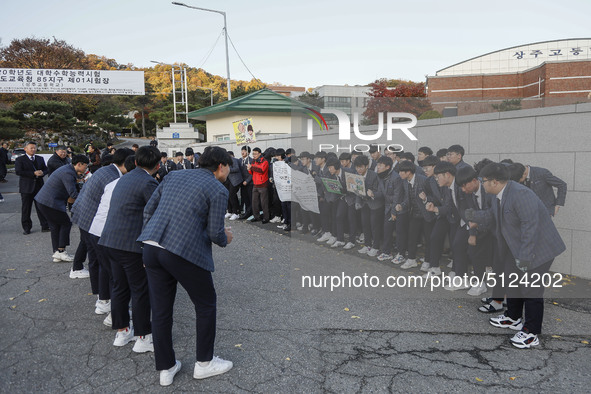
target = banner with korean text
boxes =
[0,68,145,95]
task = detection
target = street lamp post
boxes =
[172,2,232,101]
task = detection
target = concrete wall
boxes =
[192,103,591,279]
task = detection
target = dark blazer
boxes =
[398,173,435,222]
[425,176,443,207]
[465,182,495,237]
[183,158,195,170]
[239,156,253,184]
[473,181,566,269]
[156,159,175,182]
[138,169,229,272]
[71,164,121,232]
[526,166,567,216]
[15,154,48,194]
[34,164,79,212]
[437,180,466,224]
[0,147,9,165]
[381,169,404,216]
[47,153,70,176]
[99,168,159,254]
[355,170,384,210]
[228,157,244,187]
[455,160,471,171]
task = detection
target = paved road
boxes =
[1,172,590,392]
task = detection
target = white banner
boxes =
[291,169,320,214]
[0,68,145,95]
[273,161,292,202]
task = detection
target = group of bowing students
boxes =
[262,143,566,349]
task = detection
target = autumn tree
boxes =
[362,79,432,125]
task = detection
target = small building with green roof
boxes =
[187,88,314,143]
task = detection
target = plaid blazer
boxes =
[527,166,567,216]
[138,169,229,272]
[99,168,159,254]
[475,181,566,269]
[71,164,121,232]
[34,164,78,212]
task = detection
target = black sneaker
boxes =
[478,301,504,313]
[489,314,523,330]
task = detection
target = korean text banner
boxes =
[0,68,145,95]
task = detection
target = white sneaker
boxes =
[449,271,456,279]
[317,232,331,242]
[113,327,135,346]
[343,242,355,250]
[420,262,431,272]
[367,248,379,257]
[467,282,488,296]
[377,253,393,261]
[326,236,337,245]
[133,334,154,353]
[160,360,182,386]
[447,260,453,268]
[103,312,112,327]
[391,254,406,265]
[277,224,287,229]
[400,259,418,269]
[224,212,232,219]
[358,246,370,254]
[69,268,90,279]
[331,241,345,248]
[444,280,470,291]
[229,214,239,221]
[429,267,442,276]
[193,356,233,379]
[356,234,365,244]
[296,224,303,231]
[270,216,282,223]
[53,251,74,262]
[95,299,111,315]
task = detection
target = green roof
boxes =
[187,88,318,120]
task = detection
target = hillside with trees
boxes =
[0,37,265,148]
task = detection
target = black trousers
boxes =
[21,191,48,231]
[360,205,383,249]
[0,162,6,180]
[240,183,253,216]
[334,200,355,243]
[281,201,291,226]
[252,186,269,221]
[430,219,458,267]
[452,227,494,278]
[72,234,88,271]
[380,216,397,255]
[143,244,217,370]
[104,247,151,336]
[270,185,282,218]
[226,182,241,214]
[396,214,425,260]
[82,230,112,300]
[501,244,553,335]
[37,203,71,252]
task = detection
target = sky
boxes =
[1,0,590,88]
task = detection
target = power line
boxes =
[198,28,224,70]
[226,33,264,86]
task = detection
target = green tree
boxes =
[0,109,24,140]
[297,91,324,108]
[12,100,77,148]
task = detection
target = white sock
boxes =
[197,361,210,367]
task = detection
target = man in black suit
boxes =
[447,144,470,170]
[47,145,70,176]
[0,141,9,183]
[14,142,49,234]
[238,146,254,220]
[511,162,567,217]
[156,152,174,183]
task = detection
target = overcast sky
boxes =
[1,0,590,88]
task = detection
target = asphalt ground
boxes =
[1,171,590,393]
